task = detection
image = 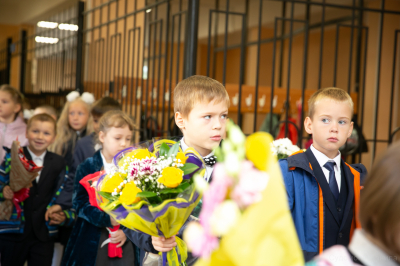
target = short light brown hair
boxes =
[359,141,400,255]
[27,113,57,134]
[308,87,353,119]
[91,96,122,117]
[99,110,136,134]
[173,75,230,118]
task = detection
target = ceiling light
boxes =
[146,9,152,13]
[58,23,79,31]
[37,21,58,29]
[35,36,59,44]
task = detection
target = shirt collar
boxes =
[100,151,116,174]
[27,147,46,162]
[180,137,214,159]
[310,144,341,169]
[349,229,400,266]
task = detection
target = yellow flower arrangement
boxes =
[245,132,274,171]
[101,173,125,193]
[119,183,142,204]
[175,152,188,165]
[158,167,184,188]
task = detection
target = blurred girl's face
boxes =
[0,91,20,122]
[99,125,132,162]
[68,101,89,131]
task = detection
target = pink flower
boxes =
[231,160,269,209]
[199,163,233,233]
[184,222,219,259]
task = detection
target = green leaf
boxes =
[104,201,121,210]
[167,142,180,158]
[159,182,191,194]
[136,191,158,198]
[179,163,199,175]
[97,191,119,201]
[159,143,170,157]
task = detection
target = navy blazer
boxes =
[61,150,113,266]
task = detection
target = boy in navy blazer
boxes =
[279,87,367,262]
[0,114,69,266]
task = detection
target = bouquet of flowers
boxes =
[88,139,205,266]
[183,121,304,266]
[271,138,301,160]
[0,141,43,220]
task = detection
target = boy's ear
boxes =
[304,117,313,134]
[175,112,185,130]
[347,121,354,138]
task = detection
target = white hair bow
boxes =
[66,91,95,104]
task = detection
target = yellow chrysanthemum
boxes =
[245,132,274,171]
[158,167,184,188]
[119,183,142,204]
[101,173,125,193]
[175,152,188,165]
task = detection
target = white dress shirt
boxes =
[349,229,399,266]
[310,145,342,192]
[100,151,117,174]
[27,147,46,183]
[180,138,214,182]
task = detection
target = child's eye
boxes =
[33,130,39,133]
[115,137,121,140]
[338,120,347,125]
[204,115,211,120]
[322,118,329,123]
[221,114,228,119]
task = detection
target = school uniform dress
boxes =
[279,146,367,262]
[0,147,66,266]
[123,137,216,265]
[61,150,136,266]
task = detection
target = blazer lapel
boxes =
[339,160,355,231]
[305,149,340,226]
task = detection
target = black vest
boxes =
[305,149,354,250]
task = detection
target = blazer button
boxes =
[337,207,341,212]
[339,232,343,238]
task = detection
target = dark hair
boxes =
[91,97,122,117]
[27,113,57,134]
[0,84,24,119]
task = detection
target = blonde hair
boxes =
[308,87,354,119]
[27,113,56,134]
[0,84,24,119]
[99,110,135,135]
[49,98,92,156]
[35,105,58,120]
[359,141,400,255]
[173,75,230,118]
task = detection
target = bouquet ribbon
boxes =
[12,188,30,219]
[100,226,123,258]
[161,236,187,266]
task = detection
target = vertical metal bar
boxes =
[300,21,309,148]
[121,0,128,107]
[270,18,279,134]
[333,24,340,87]
[222,0,229,85]
[371,0,385,162]
[184,0,199,78]
[20,30,27,94]
[212,0,219,80]
[5,38,12,84]
[150,19,158,125]
[318,0,325,89]
[134,3,141,121]
[358,28,368,163]
[141,4,149,140]
[278,1,287,87]
[253,0,263,132]
[76,1,85,92]
[206,10,213,77]
[156,19,163,134]
[389,30,399,143]
[284,3,295,138]
[347,0,356,93]
[354,0,364,94]
[167,14,175,135]
[238,14,246,128]
[161,1,170,135]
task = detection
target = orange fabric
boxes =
[289,167,296,171]
[345,163,362,239]
[289,150,305,157]
[309,163,313,171]
[318,185,324,254]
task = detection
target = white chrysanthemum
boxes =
[210,200,241,236]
